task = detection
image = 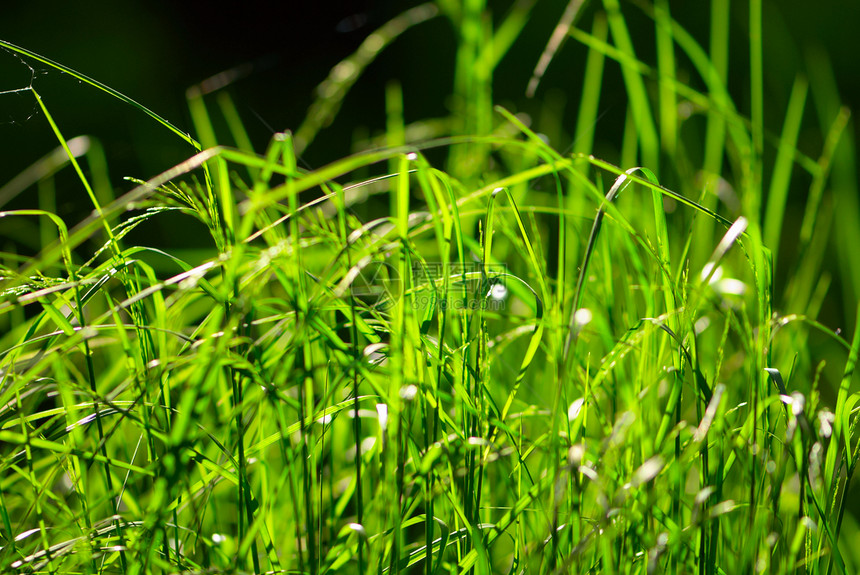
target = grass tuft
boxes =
[2,3,860,574]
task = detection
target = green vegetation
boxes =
[2,1,859,573]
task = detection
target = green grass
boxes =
[2,2,860,573]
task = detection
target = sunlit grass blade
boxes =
[0,40,198,148]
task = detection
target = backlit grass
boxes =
[1,2,859,573]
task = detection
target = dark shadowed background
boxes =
[2,0,860,325]
[3,1,859,177]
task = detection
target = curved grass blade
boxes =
[0,39,198,149]
[294,3,439,153]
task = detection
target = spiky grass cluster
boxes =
[2,1,860,573]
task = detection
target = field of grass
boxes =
[2,1,860,573]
